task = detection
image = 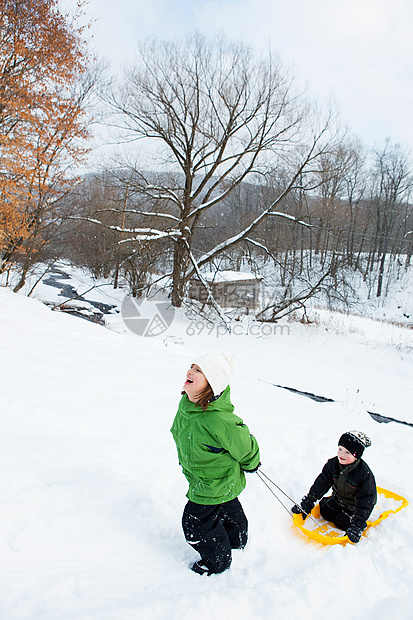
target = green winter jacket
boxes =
[170,386,260,505]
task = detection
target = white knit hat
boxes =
[193,352,235,396]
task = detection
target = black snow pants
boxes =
[182,497,248,574]
[319,496,365,531]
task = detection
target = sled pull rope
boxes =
[256,469,329,533]
[255,469,293,517]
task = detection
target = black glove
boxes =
[243,462,261,473]
[347,518,366,543]
[291,494,315,519]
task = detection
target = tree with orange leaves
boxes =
[0,0,96,288]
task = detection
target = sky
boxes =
[61,0,413,157]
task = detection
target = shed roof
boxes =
[199,270,262,283]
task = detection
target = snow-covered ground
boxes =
[0,264,412,619]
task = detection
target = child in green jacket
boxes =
[171,351,260,575]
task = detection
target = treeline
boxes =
[52,136,413,318]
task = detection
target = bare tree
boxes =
[341,140,367,264]
[99,33,338,307]
[370,141,412,297]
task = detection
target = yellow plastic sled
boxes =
[292,487,408,546]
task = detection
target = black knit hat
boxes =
[338,431,371,460]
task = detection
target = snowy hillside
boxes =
[0,280,412,619]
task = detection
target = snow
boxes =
[0,269,413,619]
[201,270,261,282]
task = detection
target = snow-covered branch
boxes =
[118,229,180,243]
[144,185,182,207]
[267,212,312,228]
[189,175,309,271]
[244,238,284,268]
[94,208,180,222]
[68,216,181,241]
[188,191,230,219]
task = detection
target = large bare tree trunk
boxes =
[172,237,189,307]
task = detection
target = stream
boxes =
[43,267,117,324]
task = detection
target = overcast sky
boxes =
[63,0,413,155]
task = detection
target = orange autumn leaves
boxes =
[0,0,92,268]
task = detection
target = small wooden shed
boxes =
[188,271,262,310]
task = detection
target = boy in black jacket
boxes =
[292,431,377,543]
